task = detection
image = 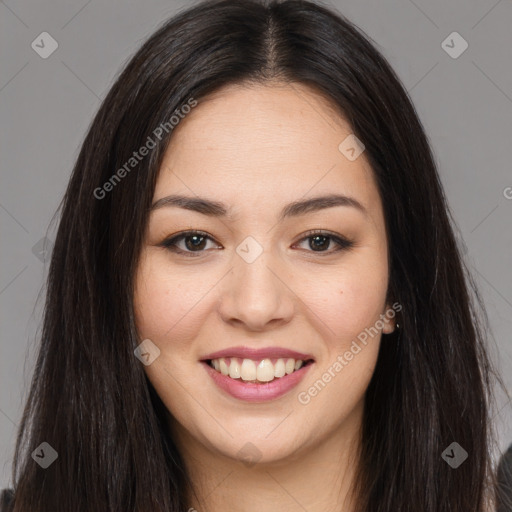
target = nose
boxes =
[217,250,295,331]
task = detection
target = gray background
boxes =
[1,0,511,491]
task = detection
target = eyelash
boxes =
[158,229,355,258]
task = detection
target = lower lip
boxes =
[201,361,313,402]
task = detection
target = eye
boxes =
[159,229,354,257]
[159,230,220,257]
[293,229,355,254]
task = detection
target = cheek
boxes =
[294,272,386,417]
[133,252,213,343]
[297,263,388,349]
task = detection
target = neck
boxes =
[169,401,364,512]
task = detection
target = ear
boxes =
[381,302,398,334]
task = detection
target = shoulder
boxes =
[0,488,14,512]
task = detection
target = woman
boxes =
[0,0,501,510]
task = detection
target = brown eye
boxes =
[295,230,354,254]
[309,234,330,251]
[183,234,208,251]
[160,229,354,257]
[160,230,219,257]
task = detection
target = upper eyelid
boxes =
[165,229,347,243]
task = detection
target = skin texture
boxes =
[133,82,397,512]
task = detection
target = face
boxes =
[133,82,396,465]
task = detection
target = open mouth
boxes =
[204,357,315,384]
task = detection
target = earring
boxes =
[395,322,400,329]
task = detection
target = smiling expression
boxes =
[133,81,395,464]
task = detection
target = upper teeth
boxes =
[210,357,305,382]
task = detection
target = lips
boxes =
[201,346,314,361]
[200,346,315,402]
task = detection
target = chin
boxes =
[210,431,309,467]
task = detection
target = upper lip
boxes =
[201,346,314,361]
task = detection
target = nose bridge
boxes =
[218,238,294,329]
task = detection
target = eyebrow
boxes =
[150,193,368,221]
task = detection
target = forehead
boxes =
[154,82,381,223]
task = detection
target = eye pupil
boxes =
[310,235,329,251]
[185,235,206,251]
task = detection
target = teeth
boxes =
[274,359,286,378]
[240,359,256,381]
[256,359,274,382]
[229,358,241,379]
[219,358,229,376]
[285,358,295,374]
[209,357,309,383]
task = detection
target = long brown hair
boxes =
[2,0,500,510]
